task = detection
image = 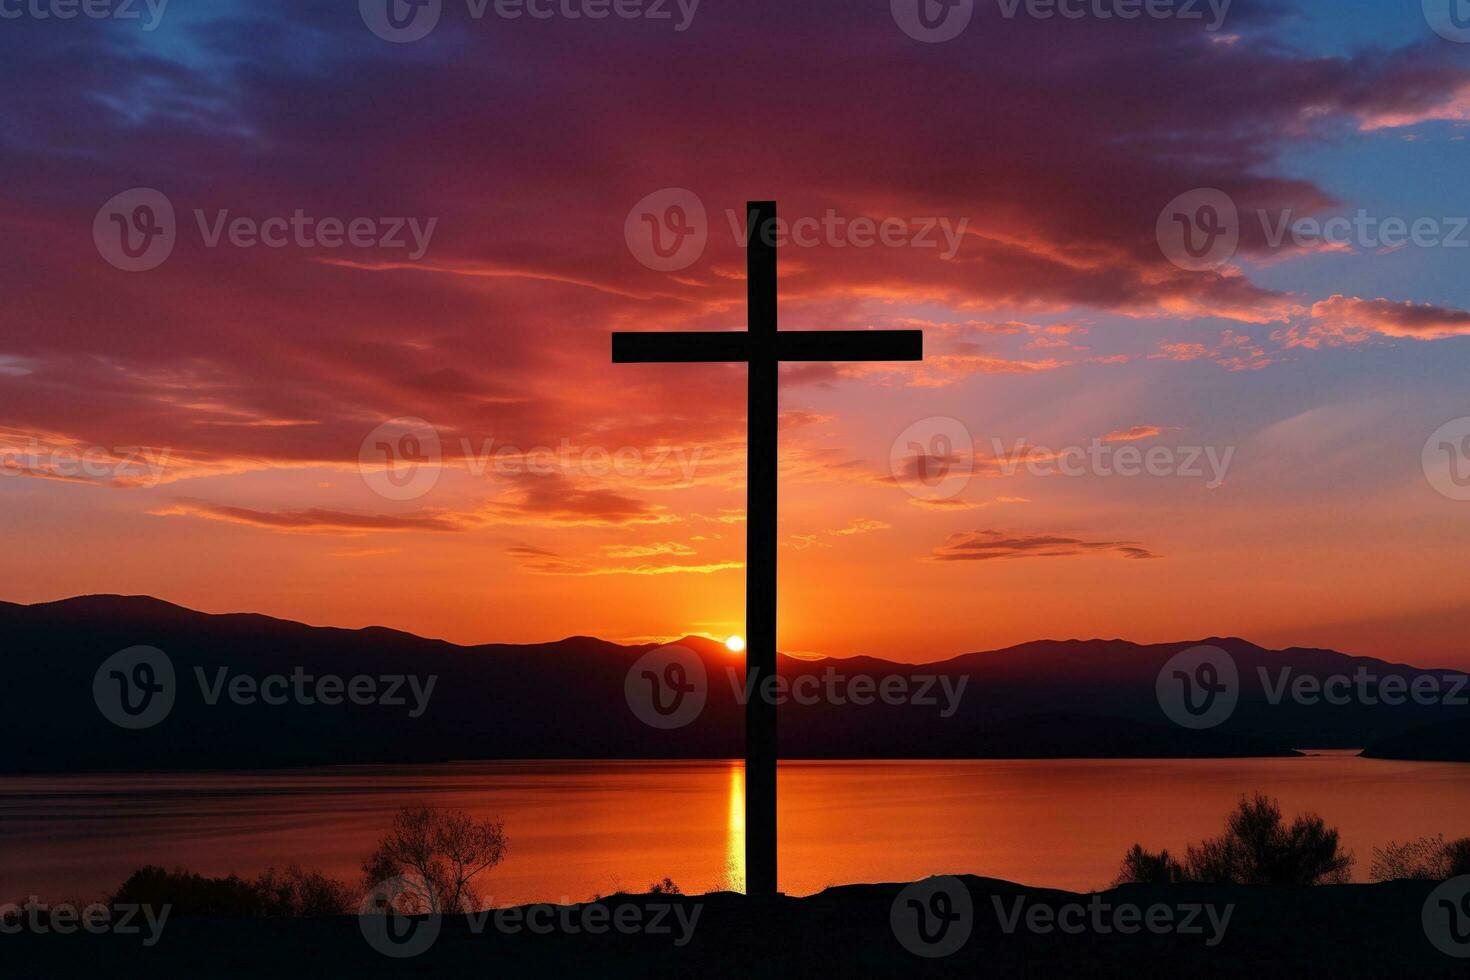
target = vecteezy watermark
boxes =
[623,189,970,272]
[1424,0,1470,44]
[1156,644,1239,730]
[1258,666,1470,709]
[359,0,699,43]
[1423,417,1470,501]
[359,417,444,502]
[0,0,168,29]
[1258,210,1470,252]
[93,647,438,730]
[1158,188,1470,271]
[93,646,176,730]
[1424,876,1470,958]
[890,0,975,43]
[358,877,702,958]
[1156,645,1470,730]
[720,207,969,260]
[359,877,442,959]
[890,416,976,502]
[891,0,1231,43]
[1156,188,1239,272]
[0,437,172,488]
[891,877,974,957]
[0,899,170,947]
[889,877,1233,958]
[93,188,176,272]
[990,437,1235,488]
[992,894,1233,947]
[622,644,970,730]
[93,189,437,272]
[358,417,707,501]
[724,666,969,718]
[625,188,708,272]
[625,644,708,729]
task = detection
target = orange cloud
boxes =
[1277,296,1470,348]
[507,544,741,577]
[1101,425,1165,443]
[152,501,473,535]
[930,530,1159,562]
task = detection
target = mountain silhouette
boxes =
[3,595,1466,772]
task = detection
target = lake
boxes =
[3,753,1468,904]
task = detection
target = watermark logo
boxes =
[1424,0,1470,43]
[362,0,698,39]
[94,188,176,273]
[94,648,437,728]
[724,208,968,259]
[360,877,442,958]
[891,876,973,957]
[1423,417,1470,501]
[1161,188,1470,269]
[0,0,169,29]
[625,188,707,272]
[891,0,974,42]
[1156,644,1238,729]
[890,417,974,501]
[625,644,707,729]
[361,0,443,42]
[0,899,170,946]
[94,190,437,270]
[1258,666,1467,708]
[994,894,1232,945]
[93,646,175,730]
[990,437,1234,488]
[0,438,172,488]
[1157,188,1239,272]
[360,417,444,501]
[725,666,969,717]
[1424,876,1470,957]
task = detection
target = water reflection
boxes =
[4,755,1470,903]
[725,762,744,893]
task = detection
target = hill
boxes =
[2,595,1466,771]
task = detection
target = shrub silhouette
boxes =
[1116,794,1353,886]
[361,806,508,914]
[1370,834,1470,881]
[1116,845,1185,885]
[111,865,352,916]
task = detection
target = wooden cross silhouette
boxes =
[613,201,923,897]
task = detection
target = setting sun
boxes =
[725,635,745,654]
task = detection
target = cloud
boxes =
[484,474,677,527]
[1276,296,1470,348]
[152,500,473,534]
[1101,425,1165,443]
[601,541,697,558]
[507,544,741,576]
[930,529,1159,562]
[4,1,1467,496]
[829,518,891,537]
[1149,329,1274,371]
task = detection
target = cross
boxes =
[613,201,924,897]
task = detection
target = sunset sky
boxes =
[3,0,1470,666]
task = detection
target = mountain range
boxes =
[2,595,1466,772]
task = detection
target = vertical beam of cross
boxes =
[744,202,779,898]
[613,201,923,897]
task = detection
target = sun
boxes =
[725,635,746,653]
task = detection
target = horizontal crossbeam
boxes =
[612,331,749,363]
[611,329,922,364]
[776,329,922,362]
